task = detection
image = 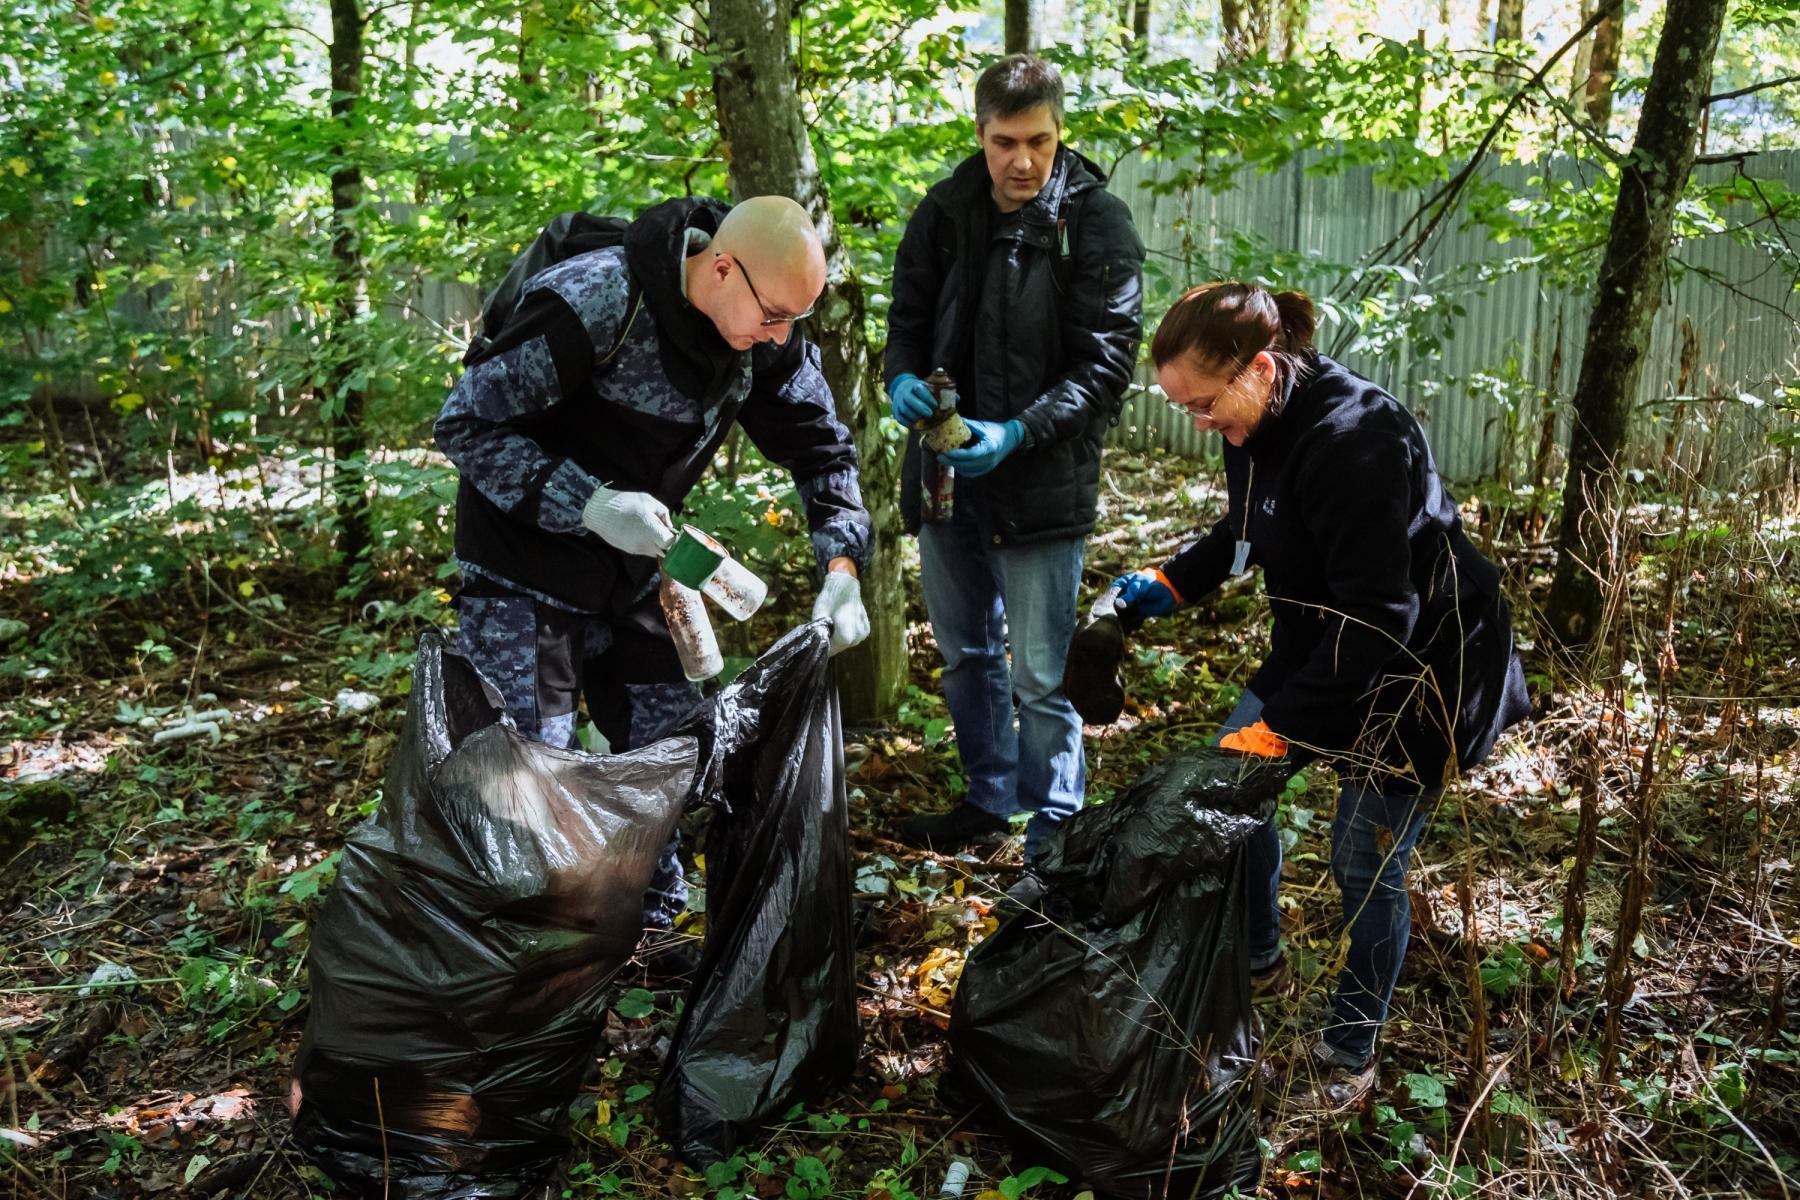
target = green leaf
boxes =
[614,988,655,1020]
[1404,1071,1448,1109]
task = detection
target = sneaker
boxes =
[1289,1040,1377,1115]
[900,803,1010,851]
[1251,955,1293,1000]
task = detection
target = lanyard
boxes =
[1230,460,1255,577]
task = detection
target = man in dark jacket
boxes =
[884,55,1145,856]
[435,195,873,953]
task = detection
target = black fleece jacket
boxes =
[1162,353,1528,791]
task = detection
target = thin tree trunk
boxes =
[1494,0,1523,43]
[1584,1,1625,133]
[1278,0,1307,59]
[1544,0,1727,645]
[1218,0,1244,62]
[328,0,369,586]
[1005,0,1038,54]
[708,0,905,723]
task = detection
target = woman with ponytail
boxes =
[1112,282,1528,1110]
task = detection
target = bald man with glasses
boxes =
[435,196,872,971]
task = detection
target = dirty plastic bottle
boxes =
[659,574,724,681]
[919,368,972,525]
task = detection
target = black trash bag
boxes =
[948,747,1290,1200]
[292,629,700,1200]
[656,620,859,1165]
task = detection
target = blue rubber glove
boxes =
[1113,569,1182,618]
[889,373,937,426]
[939,419,1025,479]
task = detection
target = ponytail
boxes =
[1150,282,1317,377]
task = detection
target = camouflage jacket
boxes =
[435,198,871,613]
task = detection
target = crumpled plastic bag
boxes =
[949,747,1290,1200]
[293,622,857,1197]
[655,621,859,1165]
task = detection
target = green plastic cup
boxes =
[663,525,727,589]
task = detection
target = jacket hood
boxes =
[625,196,743,402]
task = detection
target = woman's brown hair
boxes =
[1149,282,1317,377]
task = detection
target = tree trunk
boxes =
[708,0,906,723]
[1544,0,1728,644]
[1584,1,1625,133]
[1218,0,1243,62]
[1277,0,1307,59]
[1005,0,1038,53]
[328,0,370,587]
[1494,0,1523,43]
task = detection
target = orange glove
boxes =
[1219,719,1288,758]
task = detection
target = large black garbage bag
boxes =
[949,747,1289,1200]
[292,630,700,1200]
[656,621,859,1165]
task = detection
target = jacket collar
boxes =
[624,196,743,402]
[934,143,1107,231]
[1242,349,1323,460]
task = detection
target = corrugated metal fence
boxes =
[1104,147,1800,485]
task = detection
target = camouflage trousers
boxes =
[456,585,700,929]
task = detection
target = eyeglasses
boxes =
[734,257,815,327]
[1166,363,1249,418]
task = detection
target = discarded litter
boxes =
[331,689,380,717]
[949,747,1289,1200]
[293,621,856,1197]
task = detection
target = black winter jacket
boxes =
[884,146,1145,544]
[1162,354,1529,792]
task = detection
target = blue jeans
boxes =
[918,486,1086,855]
[1218,689,1437,1066]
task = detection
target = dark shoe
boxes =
[1288,1040,1377,1115]
[998,866,1048,917]
[900,803,1010,851]
[1062,613,1128,725]
[1251,954,1293,1001]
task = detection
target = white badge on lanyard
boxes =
[1230,539,1251,577]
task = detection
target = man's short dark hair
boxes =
[974,54,1065,127]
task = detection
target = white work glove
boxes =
[812,569,869,656]
[580,485,677,557]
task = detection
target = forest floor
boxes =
[3,447,1798,1200]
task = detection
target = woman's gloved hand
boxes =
[1219,719,1288,758]
[1112,568,1183,618]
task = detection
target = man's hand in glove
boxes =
[939,419,1024,479]
[581,486,677,557]
[1112,568,1183,618]
[1219,720,1288,758]
[888,374,937,426]
[813,562,870,656]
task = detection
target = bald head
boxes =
[689,195,827,350]
[717,197,826,305]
